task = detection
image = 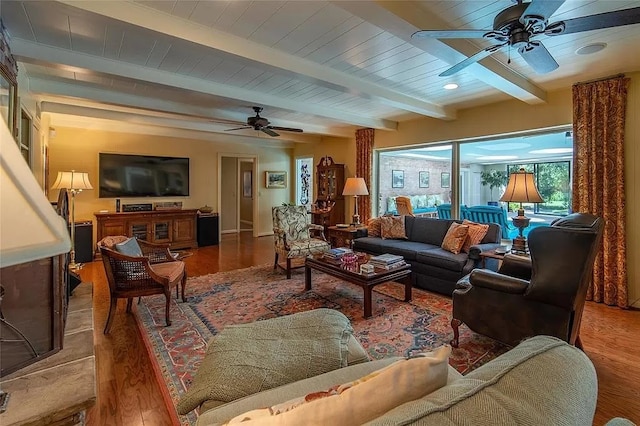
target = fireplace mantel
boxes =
[0,283,95,425]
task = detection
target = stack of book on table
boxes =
[323,247,353,260]
[368,253,406,269]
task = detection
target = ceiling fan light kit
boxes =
[411,0,640,77]
[225,106,304,137]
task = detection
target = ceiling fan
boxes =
[411,0,640,77]
[225,107,303,137]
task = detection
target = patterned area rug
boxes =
[135,264,508,425]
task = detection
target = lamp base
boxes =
[350,214,361,227]
[511,235,528,255]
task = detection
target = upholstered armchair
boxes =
[272,205,330,278]
[450,213,603,348]
[97,236,187,334]
[395,196,415,217]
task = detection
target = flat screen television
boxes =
[99,153,190,198]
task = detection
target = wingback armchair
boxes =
[462,205,512,239]
[272,205,330,278]
[97,236,187,334]
[450,213,603,348]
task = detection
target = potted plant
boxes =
[480,170,508,206]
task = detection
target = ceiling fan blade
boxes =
[439,43,505,77]
[545,7,640,36]
[261,128,280,137]
[518,41,559,74]
[412,29,491,39]
[520,0,565,24]
[269,126,303,133]
[225,126,251,132]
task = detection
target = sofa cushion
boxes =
[177,309,354,415]
[380,216,408,240]
[416,248,469,272]
[461,220,490,253]
[364,336,597,426]
[223,345,451,425]
[441,223,469,254]
[406,216,454,245]
[354,239,439,261]
[367,217,382,238]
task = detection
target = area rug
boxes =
[135,264,509,425]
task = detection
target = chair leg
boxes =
[126,297,133,313]
[164,288,172,327]
[286,258,292,279]
[181,272,187,302]
[103,297,117,334]
[274,252,279,270]
[575,334,584,351]
[450,318,462,348]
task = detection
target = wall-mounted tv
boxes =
[99,153,190,198]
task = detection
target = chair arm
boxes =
[308,224,327,241]
[498,253,533,280]
[468,242,503,260]
[468,269,529,294]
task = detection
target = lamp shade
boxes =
[499,168,544,203]
[342,177,369,196]
[51,171,93,191]
[0,121,71,268]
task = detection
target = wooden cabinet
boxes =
[95,210,198,251]
[314,157,345,228]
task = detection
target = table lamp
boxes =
[342,177,369,226]
[499,168,544,254]
[51,170,93,269]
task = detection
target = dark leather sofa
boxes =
[353,216,502,295]
[450,212,603,347]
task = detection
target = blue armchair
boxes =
[462,205,512,239]
[435,204,468,220]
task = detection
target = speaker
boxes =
[122,203,153,212]
[72,221,94,263]
[197,214,219,246]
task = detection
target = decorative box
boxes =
[360,263,375,274]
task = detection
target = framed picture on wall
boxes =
[243,171,252,197]
[392,170,404,188]
[419,171,429,188]
[265,171,287,188]
[441,172,450,188]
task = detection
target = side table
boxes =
[327,225,368,248]
[478,249,506,268]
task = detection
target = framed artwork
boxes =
[392,170,404,188]
[265,171,287,188]
[243,170,252,197]
[419,171,429,188]
[441,172,450,188]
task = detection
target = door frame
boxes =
[217,153,259,238]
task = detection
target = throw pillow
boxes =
[177,309,354,415]
[114,237,143,257]
[224,345,451,425]
[367,217,382,238]
[461,220,490,253]
[380,216,408,240]
[441,222,469,254]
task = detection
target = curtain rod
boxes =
[574,73,625,86]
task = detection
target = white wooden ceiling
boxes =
[2,0,639,144]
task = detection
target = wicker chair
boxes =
[97,236,187,334]
[272,205,330,278]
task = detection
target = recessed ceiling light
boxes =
[529,148,573,154]
[443,83,458,90]
[576,43,607,55]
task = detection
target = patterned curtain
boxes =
[356,128,374,224]
[572,75,629,308]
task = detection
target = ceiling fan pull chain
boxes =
[508,44,512,65]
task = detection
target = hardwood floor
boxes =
[80,233,640,425]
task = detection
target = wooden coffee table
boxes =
[304,253,412,318]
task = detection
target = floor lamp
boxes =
[51,171,93,270]
[499,168,544,254]
[342,177,369,226]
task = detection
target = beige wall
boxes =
[296,72,640,308]
[47,126,291,239]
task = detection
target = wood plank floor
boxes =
[79,233,640,425]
